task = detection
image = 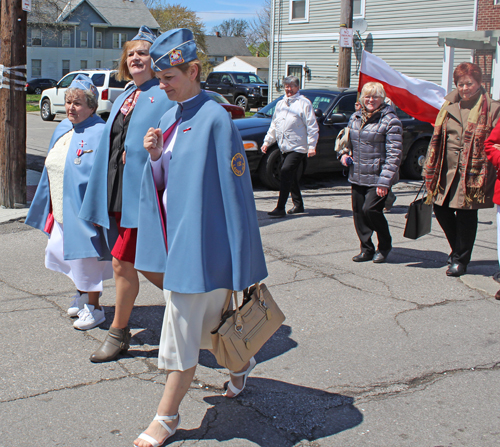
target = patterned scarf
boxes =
[424,90,493,205]
[120,89,140,116]
[360,103,384,128]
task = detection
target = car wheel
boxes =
[401,140,429,180]
[34,87,42,95]
[40,98,55,121]
[235,95,249,111]
[258,146,281,190]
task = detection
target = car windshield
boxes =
[233,73,265,84]
[254,91,338,118]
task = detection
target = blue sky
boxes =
[163,1,268,32]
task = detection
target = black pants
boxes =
[351,184,392,254]
[277,151,307,210]
[433,203,478,267]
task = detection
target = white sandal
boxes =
[134,413,180,447]
[224,356,257,398]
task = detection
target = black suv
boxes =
[234,88,434,189]
[204,71,268,111]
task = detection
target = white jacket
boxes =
[263,93,319,154]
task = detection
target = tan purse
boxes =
[211,283,285,371]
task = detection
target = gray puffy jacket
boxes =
[346,104,403,188]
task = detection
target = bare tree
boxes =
[247,0,271,56]
[212,19,248,37]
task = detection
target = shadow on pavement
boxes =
[172,378,362,446]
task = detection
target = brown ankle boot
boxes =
[90,326,131,363]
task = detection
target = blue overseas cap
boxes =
[150,28,197,72]
[69,74,98,101]
[132,25,156,44]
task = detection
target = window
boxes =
[109,73,128,88]
[207,73,222,85]
[95,31,102,48]
[91,73,105,87]
[331,94,357,117]
[113,33,127,49]
[31,29,41,46]
[31,59,41,77]
[353,0,365,17]
[59,73,78,88]
[287,64,304,87]
[95,60,101,68]
[62,30,71,47]
[80,60,87,70]
[80,31,88,47]
[289,0,309,22]
[62,60,70,76]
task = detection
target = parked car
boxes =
[205,90,246,119]
[204,71,268,111]
[39,69,128,121]
[26,78,57,94]
[235,88,434,189]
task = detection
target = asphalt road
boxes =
[1,114,499,446]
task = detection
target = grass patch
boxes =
[245,111,255,117]
[27,94,40,112]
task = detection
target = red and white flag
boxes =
[358,50,446,125]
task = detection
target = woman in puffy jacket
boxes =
[341,81,403,263]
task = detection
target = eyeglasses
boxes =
[363,96,382,100]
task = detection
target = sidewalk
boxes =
[0,169,41,223]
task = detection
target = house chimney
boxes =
[256,51,260,57]
[216,32,221,38]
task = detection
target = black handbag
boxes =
[403,182,433,240]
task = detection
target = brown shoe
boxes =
[90,326,131,363]
[495,290,500,300]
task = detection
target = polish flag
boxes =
[358,50,446,125]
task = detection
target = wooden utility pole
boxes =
[337,0,353,88]
[0,0,27,208]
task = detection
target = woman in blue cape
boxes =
[25,75,113,331]
[79,26,175,363]
[134,29,268,447]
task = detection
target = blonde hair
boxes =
[116,40,155,81]
[359,82,386,101]
[176,59,203,83]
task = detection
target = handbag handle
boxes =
[224,283,265,333]
[412,181,426,203]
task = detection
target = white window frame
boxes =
[31,29,42,46]
[62,60,70,76]
[62,30,71,47]
[31,59,42,77]
[113,33,127,49]
[286,61,306,88]
[80,31,88,48]
[353,0,366,18]
[289,0,309,24]
[95,31,102,48]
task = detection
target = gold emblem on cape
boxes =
[231,153,245,176]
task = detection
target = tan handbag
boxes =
[211,283,285,372]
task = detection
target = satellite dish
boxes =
[353,18,368,34]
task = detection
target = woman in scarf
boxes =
[423,62,500,277]
[340,81,403,264]
[25,75,113,330]
[79,26,175,362]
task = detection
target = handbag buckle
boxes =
[235,324,243,333]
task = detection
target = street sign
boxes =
[339,28,353,48]
[22,0,32,12]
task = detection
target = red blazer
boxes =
[485,121,500,205]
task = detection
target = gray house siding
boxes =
[270,0,476,100]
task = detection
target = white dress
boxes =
[151,105,229,371]
[44,130,113,292]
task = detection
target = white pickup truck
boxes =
[40,69,128,121]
